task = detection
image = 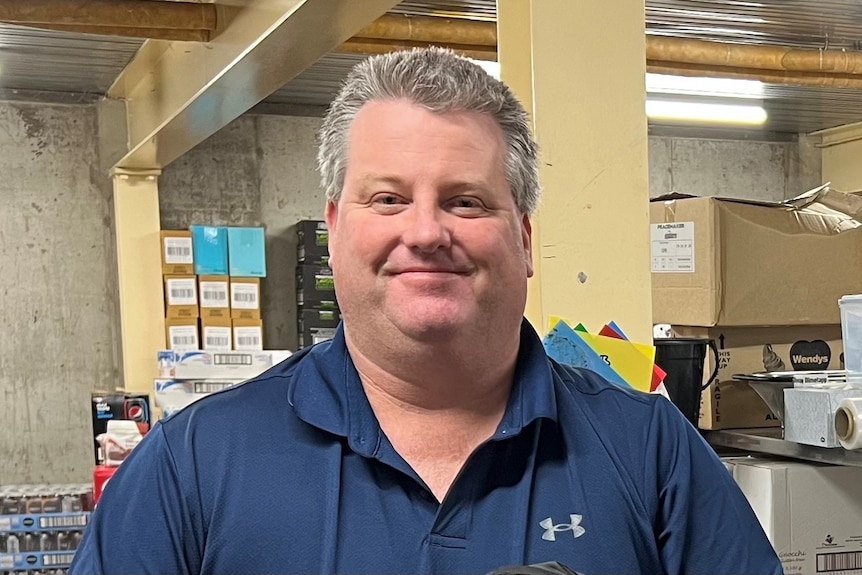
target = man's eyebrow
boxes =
[358,174,403,189]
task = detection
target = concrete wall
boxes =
[648,134,822,201]
[0,102,119,485]
[0,100,824,484]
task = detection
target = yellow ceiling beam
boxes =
[106,0,401,171]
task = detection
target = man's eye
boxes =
[449,197,486,212]
[373,194,402,205]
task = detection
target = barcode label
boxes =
[44,552,76,566]
[234,327,262,351]
[164,237,193,264]
[203,326,231,351]
[0,518,10,530]
[169,326,198,350]
[194,381,235,394]
[200,281,228,308]
[214,354,252,366]
[39,515,87,528]
[167,279,197,305]
[817,551,862,572]
[231,284,259,309]
[0,556,13,569]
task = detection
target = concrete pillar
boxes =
[112,169,165,394]
[498,0,653,342]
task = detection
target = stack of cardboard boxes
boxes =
[295,220,340,348]
[160,226,266,352]
[650,188,862,429]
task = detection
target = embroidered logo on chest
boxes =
[539,514,586,541]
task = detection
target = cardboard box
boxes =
[191,225,229,275]
[784,387,862,447]
[673,324,843,429]
[298,308,340,348]
[158,350,274,379]
[296,220,329,264]
[296,264,336,306]
[651,187,862,327]
[233,318,263,351]
[164,275,199,319]
[230,277,261,320]
[227,227,266,277]
[733,458,862,575]
[198,275,230,319]
[165,317,199,352]
[160,230,194,275]
[201,315,232,352]
[154,379,242,411]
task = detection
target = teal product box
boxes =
[228,226,267,277]
[191,225,229,275]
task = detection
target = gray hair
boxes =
[317,47,541,215]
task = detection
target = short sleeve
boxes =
[69,423,203,575]
[650,398,784,575]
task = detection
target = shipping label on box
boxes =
[160,230,194,275]
[199,276,229,309]
[165,318,199,352]
[233,318,263,351]
[651,189,862,327]
[230,277,260,319]
[674,325,843,429]
[201,315,232,352]
[164,276,199,319]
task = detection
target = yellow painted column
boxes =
[819,123,862,190]
[497,0,543,332]
[499,0,653,343]
[112,169,165,395]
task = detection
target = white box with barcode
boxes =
[202,325,232,352]
[199,275,230,321]
[733,458,862,575]
[164,275,199,319]
[230,277,260,320]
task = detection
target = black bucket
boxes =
[654,338,719,427]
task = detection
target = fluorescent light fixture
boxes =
[646,73,764,98]
[470,59,500,79]
[646,99,768,125]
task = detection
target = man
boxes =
[71,48,782,575]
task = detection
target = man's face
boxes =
[325,99,533,344]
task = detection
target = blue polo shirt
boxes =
[71,321,781,575]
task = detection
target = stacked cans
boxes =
[0,484,92,575]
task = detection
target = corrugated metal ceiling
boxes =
[2,0,862,134]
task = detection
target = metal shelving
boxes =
[703,428,862,467]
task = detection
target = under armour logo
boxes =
[540,514,585,541]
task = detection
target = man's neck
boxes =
[345,329,521,501]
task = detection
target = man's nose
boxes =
[402,202,452,253]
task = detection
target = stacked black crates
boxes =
[296,221,340,348]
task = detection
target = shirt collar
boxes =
[288,318,558,456]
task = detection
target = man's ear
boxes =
[522,214,534,278]
[324,200,338,268]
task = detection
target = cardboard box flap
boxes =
[653,183,862,235]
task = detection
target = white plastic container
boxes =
[839,294,862,373]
